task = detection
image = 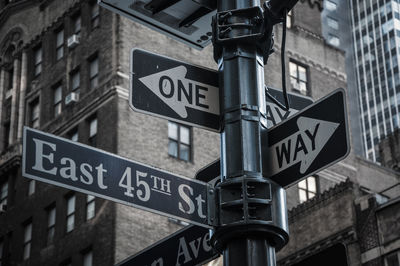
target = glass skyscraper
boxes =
[323,0,400,162]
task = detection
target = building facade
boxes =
[0,1,398,266]
[323,0,400,162]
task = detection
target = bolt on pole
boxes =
[210,0,290,266]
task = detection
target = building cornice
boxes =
[300,0,323,12]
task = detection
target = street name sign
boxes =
[130,48,220,132]
[262,88,350,187]
[117,225,219,266]
[22,127,211,228]
[98,0,216,50]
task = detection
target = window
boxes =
[298,176,317,203]
[328,34,340,46]
[386,250,400,266]
[86,195,95,220]
[55,28,64,60]
[287,10,293,28]
[53,85,62,117]
[289,61,309,96]
[0,181,8,207]
[83,249,93,266]
[168,121,191,161]
[46,206,56,245]
[325,0,337,11]
[33,46,42,77]
[6,68,13,90]
[28,180,35,196]
[89,56,99,89]
[73,14,81,35]
[70,69,80,95]
[89,117,97,147]
[69,128,78,142]
[327,16,339,30]
[91,2,100,29]
[23,222,32,260]
[30,99,40,129]
[66,195,75,233]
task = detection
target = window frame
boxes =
[0,181,8,207]
[86,195,95,220]
[168,121,192,162]
[70,68,80,95]
[289,59,310,96]
[90,1,100,30]
[88,55,99,90]
[33,45,42,77]
[23,221,32,260]
[46,205,56,245]
[298,176,318,203]
[65,194,76,233]
[29,98,40,129]
[55,27,64,61]
[53,84,62,117]
[88,116,97,147]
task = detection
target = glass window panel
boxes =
[299,189,307,203]
[67,196,75,215]
[87,195,95,202]
[35,48,42,64]
[47,227,55,245]
[74,16,81,34]
[24,223,32,242]
[168,122,178,140]
[71,132,78,142]
[289,62,297,77]
[386,252,399,266]
[298,66,307,81]
[307,177,316,192]
[168,141,178,157]
[56,30,64,46]
[83,251,93,266]
[54,86,62,103]
[90,119,97,137]
[180,126,190,144]
[90,58,98,78]
[87,201,95,220]
[28,180,35,196]
[32,103,39,120]
[23,242,31,260]
[66,215,74,232]
[92,4,99,18]
[179,144,190,161]
[72,71,80,91]
[0,240,3,259]
[48,208,56,226]
[298,179,307,189]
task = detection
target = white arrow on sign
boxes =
[139,66,220,118]
[265,116,339,176]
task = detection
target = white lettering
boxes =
[80,163,93,185]
[60,157,78,181]
[178,184,195,215]
[95,163,108,189]
[176,237,192,265]
[32,138,57,175]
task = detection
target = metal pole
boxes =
[210,0,289,265]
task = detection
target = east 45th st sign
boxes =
[22,127,211,228]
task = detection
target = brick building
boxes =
[0,0,398,266]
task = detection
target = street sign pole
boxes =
[210,1,291,266]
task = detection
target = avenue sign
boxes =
[130,48,220,132]
[22,127,211,228]
[117,225,219,266]
[262,88,350,187]
[196,89,348,187]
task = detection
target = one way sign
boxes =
[262,88,350,187]
[130,49,220,132]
